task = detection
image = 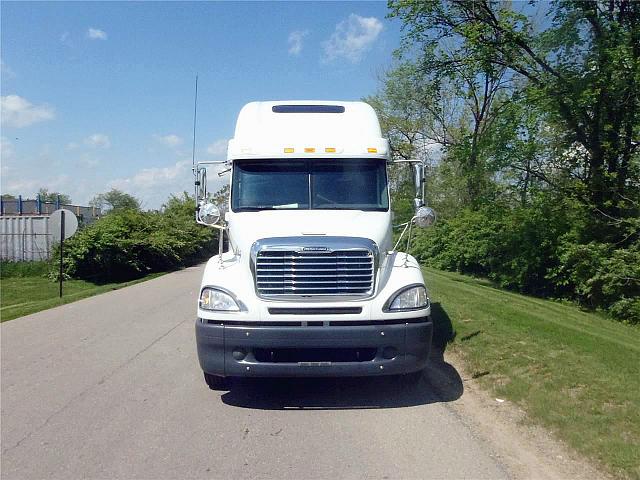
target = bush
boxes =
[548,241,640,324]
[409,195,639,323]
[59,194,216,282]
[410,206,501,277]
[411,197,572,294]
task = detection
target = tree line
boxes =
[369,0,639,323]
[5,186,224,282]
[1,188,141,212]
[58,193,216,282]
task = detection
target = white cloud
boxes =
[84,133,111,148]
[0,140,226,208]
[322,14,383,63]
[66,142,79,151]
[288,30,309,56]
[206,138,228,157]
[0,162,10,180]
[1,136,15,162]
[110,160,194,208]
[0,140,103,203]
[2,174,72,199]
[1,60,16,79]
[154,133,183,148]
[108,159,227,209]
[87,28,107,40]
[110,160,191,190]
[0,95,55,128]
[78,154,99,168]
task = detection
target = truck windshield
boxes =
[231,159,389,212]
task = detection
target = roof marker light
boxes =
[304,147,315,153]
[367,148,378,153]
[325,147,336,153]
[284,148,294,153]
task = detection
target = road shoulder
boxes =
[438,350,613,480]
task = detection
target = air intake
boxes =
[272,105,345,114]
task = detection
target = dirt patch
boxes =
[426,349,614,480]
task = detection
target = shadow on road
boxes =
[220,303,462,410]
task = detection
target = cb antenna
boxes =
[191,74,198,176]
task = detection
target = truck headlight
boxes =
[200,287,241,312]
[384,285,429,311]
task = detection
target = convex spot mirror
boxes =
[415,206,436,228]
[199,201,221,226]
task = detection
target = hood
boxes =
[226,209,392,256]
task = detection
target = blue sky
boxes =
[1,1,403,209]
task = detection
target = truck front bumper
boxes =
[195,317,433,378]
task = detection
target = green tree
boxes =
[365,67,432,224]
[389,0,640,241]
[90,189,141,212]
[366,60,509,218]
[37,188,71,204]
[373,0,640,322]
[210,184,230,209]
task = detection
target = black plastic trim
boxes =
[195,317,433,377]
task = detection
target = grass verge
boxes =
[1,261,165,322]
[425,267,640,479]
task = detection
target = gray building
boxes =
[0,195,101,261]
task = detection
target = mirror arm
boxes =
[196,160,229,167]
[196,221,227,231]
[390,159,420,164]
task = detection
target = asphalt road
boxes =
[1,265,509,479]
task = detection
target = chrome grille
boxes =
[255,249,374,296]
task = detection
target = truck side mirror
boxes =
[195,167,207,203]
[193,160,229,228]
[413,162,425,210]
[195,166,221,226]
[410,161,436,227]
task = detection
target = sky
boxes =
[1,1,404,209]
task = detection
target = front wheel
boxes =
[204,372,231,390]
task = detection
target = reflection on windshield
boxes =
[231,159,389,212]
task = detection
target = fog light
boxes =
[232,348,247,361]
[382,346,397,359]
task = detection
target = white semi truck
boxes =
[193,101,436,389]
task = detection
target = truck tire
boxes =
[204,372,231,390]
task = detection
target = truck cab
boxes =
[194,101,435,389]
